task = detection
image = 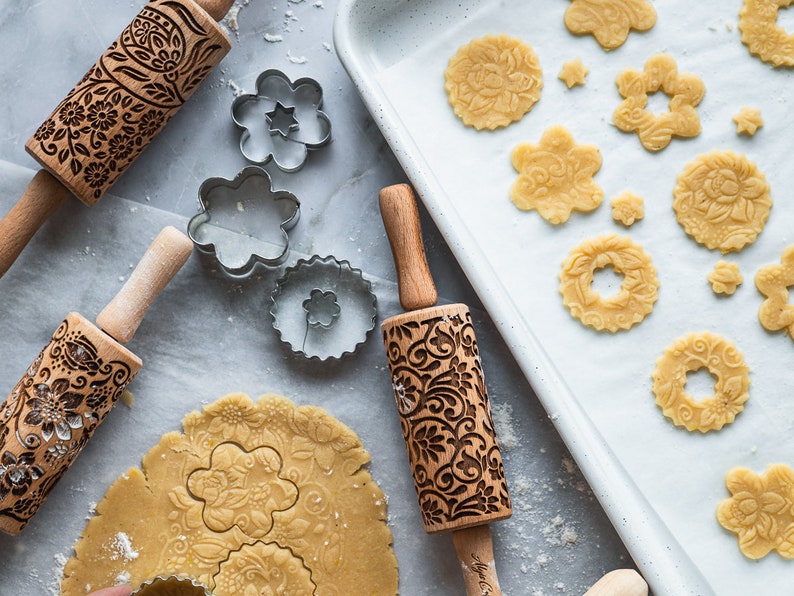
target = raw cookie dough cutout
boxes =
[564,0,656,50]
[510,125,603,224]
[558,57,589,88]
[613,54,705,151]
[651,331,750,432]
[733,106,764,136]
[708,260,743,295]
[756,244,794,340]
[717,464,794,559]
[559,233,659,332]
[739,0,794,67]
[673,150,772,253]
[610,191,644,226]
[60,393,398,595]
[444,34,543,130]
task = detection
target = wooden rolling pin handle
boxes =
[452,526,502,596]
[0,170,71,278]
[379,184,438,311]
[584,569,648,596]
[194,0,236,21]
[96,226,193,344]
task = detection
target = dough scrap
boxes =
[564,0,656,50]
[610,191,645,226]
[510,125,603,224]
[673,150,772,253]
[60,393,398,595]
[444,34,543,130]
[651,332,750,432]
[756,244,794,339]
[558,57,589,88]
[717,464,794,559]
[613,54,705,151]
[739,0,794,67]
[559,233,659,332]
[733,106,764,136]
[708,260,743,295]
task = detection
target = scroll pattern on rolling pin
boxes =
[0,313,139,530]
[26,0,230,204]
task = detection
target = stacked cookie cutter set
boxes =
[187,70,377,361]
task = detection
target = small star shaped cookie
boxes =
[733,106,763,136]
[558,58,589,88]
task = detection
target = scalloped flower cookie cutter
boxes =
[231,69,332,172]
[187,166,300,277]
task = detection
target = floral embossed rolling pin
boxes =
[0,0,235,278]
[0,226,193,535]
[379,184,512,595]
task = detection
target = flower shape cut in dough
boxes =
[565,0,657,50]
[510,125,603,224]
[673,151,772,253]
[651,331,750,432]
[708,260,743,295]
[739,0,794,67]
[733,106,764,136]
[444,34,543,130]
[756,244,794,339]
[214,542,316,595]
[717,464,794,559]
[613,54,705,152]
[610,191,644,226]
[559,233,658,332]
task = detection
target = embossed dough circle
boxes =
[559,234,659,332]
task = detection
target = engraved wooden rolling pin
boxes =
[379,184,511,595]
[0,0,235,279]
[0,226,193,535]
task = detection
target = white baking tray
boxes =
[334,1,794,594]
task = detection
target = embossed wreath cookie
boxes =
[60,393,398,595]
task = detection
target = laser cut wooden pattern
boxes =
[0,313,141,535]
[25,0,231,205]
[382,303,512,533]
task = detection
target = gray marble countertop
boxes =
[0,0,634,594]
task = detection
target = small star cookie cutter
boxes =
[270,255,377,361]
[187,166,300,277]
[131,576,212,595]
[231,69,332,172]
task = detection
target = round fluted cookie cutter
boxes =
[270,255,377,361]
[130,576,212,595]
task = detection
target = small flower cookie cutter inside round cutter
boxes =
[231,69,332,172]
[131,576,212,595]
[187,166,300,278]
[270,255,377,361]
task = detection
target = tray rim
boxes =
[332,1,713,594]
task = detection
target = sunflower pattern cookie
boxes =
[717,464,794,559]
[564,0,656,50]
[739,0,794,67]
[651,332,750,432]
[613,54,705,152]
[673,150,772,253]
[510,125,603,224]
[444,34,543,130]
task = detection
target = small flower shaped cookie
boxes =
[564,0,656,50]
[756,244,794,339]
[673,150,772,253]
[611,191,644,226]
[613,54,705,152]
[510,125,603,224]
[739,0,794,67]
[444,34,543,130]
[717,464,794,559]
[708,261,743,295]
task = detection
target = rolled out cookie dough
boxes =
[60,393,398,595]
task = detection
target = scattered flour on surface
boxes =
[287,50,308,64]
[109,532,139,561]
[114,571,131,586]
[491,402,519,450]
[264,33,284,42]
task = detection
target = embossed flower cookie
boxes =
[60,393,398,595]
[739,0,794,67]
[564,0,657,50]
[444,34,543,130]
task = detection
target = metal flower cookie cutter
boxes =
[187,166,300,277]
[271,255,377,361]
[231,69,332,172]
